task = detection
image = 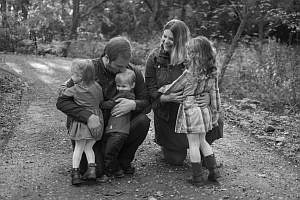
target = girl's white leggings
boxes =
[73,139,96,168]
[187,133,213,163]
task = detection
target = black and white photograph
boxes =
[0,0,299,199]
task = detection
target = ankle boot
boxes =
[71,168,83,185]
[204,154,220,181]
[188,163,206,187]
[82,163,97,180]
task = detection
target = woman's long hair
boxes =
[187,36,217,78]
[72,59,95,86]
[163,19,190,65]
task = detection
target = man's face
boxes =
[107,56,130,74]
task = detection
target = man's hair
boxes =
[115,69,136,87]
[71,59,95,85]
[103,36,132,61]
[163,19,190,65]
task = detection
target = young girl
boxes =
[61,59,104,185]
[159,36,221,186]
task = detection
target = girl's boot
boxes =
[82,163,97,180]
[188,163,206,187]
[71,168,83,185]
[204,154,220,182]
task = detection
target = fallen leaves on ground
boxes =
[223,96,300,164]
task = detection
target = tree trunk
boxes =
[69,0,80,40]
[219,5,248,90]
[256,19,265,65]
[181,1,186,21]
[60,0,68,40]
[145,0,161,31]
[0,0,8,28]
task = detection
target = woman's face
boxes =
[161,29,174,53]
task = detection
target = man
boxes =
[56,37,150,178]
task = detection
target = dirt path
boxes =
[0,54,299,200]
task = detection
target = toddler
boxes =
[101,69,135,177]
[60,59,104,185]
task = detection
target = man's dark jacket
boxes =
[56,58,150,127]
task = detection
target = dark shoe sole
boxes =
[72,179,84,186]
[187,178,205,187]
[114,173,125,178]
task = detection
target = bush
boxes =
[66,40,105,58]
[220,40,300,113]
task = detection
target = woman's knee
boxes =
[131,113,150,130]
[163,147,187,165]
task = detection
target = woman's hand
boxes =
[160,91,184,103]
[195,92,210,107]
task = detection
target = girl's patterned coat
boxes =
[159,69,221,134]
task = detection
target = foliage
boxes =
[0,0,298,44]
[0,0,299,113]
[220,40,300,112]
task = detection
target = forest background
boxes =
[0,0,299,163]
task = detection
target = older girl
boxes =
[159,36,221,186]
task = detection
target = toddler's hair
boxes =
[187,36,217,77]
[71,59,95,85]
[115,69,136,87]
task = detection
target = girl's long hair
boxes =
[187,36,217,78]
[163,19,190,65]
[72,59,95,86]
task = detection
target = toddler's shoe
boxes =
[82,163,97,180]
[71,168,83,185]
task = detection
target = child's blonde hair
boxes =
[187,36,217,77]
[115,69,136,88]
[71,59,95,85]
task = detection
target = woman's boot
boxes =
[188,163,205,187]
[71,168,83,185]
[82,163,97,180]
[204,154,220,182]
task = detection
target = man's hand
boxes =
[87,114,102,135]
[195,92,210,107]
[160,91,184,103]
[111,98,136,117]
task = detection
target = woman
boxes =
[145,19,211,165]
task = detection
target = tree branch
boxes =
[144,0,153,12]
[80,0,109,19]
[219,2,249,90]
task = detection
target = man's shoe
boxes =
[114,169,125,178]
[123,165,135,175]
[97,174,109,183]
